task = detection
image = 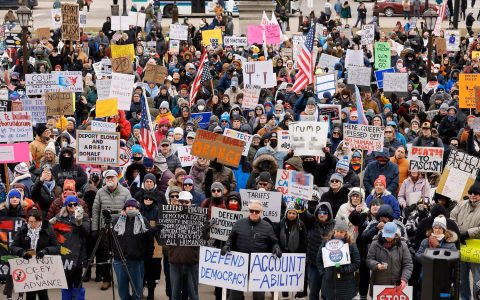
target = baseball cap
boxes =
[382,222,397,238]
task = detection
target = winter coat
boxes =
[254,146,288,170]
[246,154,278,189]
[365,190,401,219]
[414,205,460,250]
[112,214,153,260]
[10,175,34,199]
[163,149,182,173]
[51,149,88,191]
[336,188,369,240]
[232,158,252,192]
[29,136,49,167]
[363,161,399,196]
[412,134,444,148]
[226,217,279,254]
[91,184,131,231]
[438,116,463,145]
[204,166,237,194]
[31,179,62,214]
[273,217,307,253]
[47,196,90,220]
[190,161,209,194]
[320,187,350,218]
[340,4,352,18]
[450,199,480,238]
[168,245,200,265]
[415,229,458,264]
[10,221,60,257]
[324,169,360,189]
[134,187,168,207]
[111,110,131,140]
[397,177,431,208]
[390,156,409,194]
[467,132,480,158]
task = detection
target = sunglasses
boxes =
[258,182,268,187]
[144,198,154,201]
[221,120,228,123]
[275,110,282,112]
[161,144,170,147]
[385,131,393,133]
[170,194,179,199]
[187,137,194,139]
[332,132,340,135]
[179,200,190,205]
[256,108,262,111]
[330,180,341,183]
[249,209,261,214]
[160,107,167,110]
[184,183,193,186]
[68,203,78,207]
[317,211,329,215]
[212,189,222,193]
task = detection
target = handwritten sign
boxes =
[111,56,132,74]
[209,207,248,241]
[25,73,57,95]
[44,92,74,116]
[317,54,340,73]
[460,239,480,263]
[374,68,396,89]
[202,29,223,46]
[239,189,282,222]
[61,3,79,41]
[191,129,244,168]
[109,73,135,111]
[242,84,261,109]
[169,24,188,41]
[157,205,207,246]
[345,49,364,68]
[223,128,253,157]
[22,98,46,123]
[96,79,111,100]
[0,112,33,142]
[265,24,280,44]
[289,122,328,156]
[91,120,116,133]
[361,24,374,45]
[343,123,384,152]
[76,131,120,165]
[459,73,480,108]
[242,61,276,88]
[347,66,371,86]
[224,36,248,47]
[177,146,195,167]
[143,65,168,84]
[288,170,314,199]
[383,72,408,93]
[409,146,444,173]
[247,25,264,45]
[374,42,391,69]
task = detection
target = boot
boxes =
[147,286,155,300]
[83,267,91,282]
[100,281,111,290]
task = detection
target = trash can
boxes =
[421,248,460,300]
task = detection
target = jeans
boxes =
[26,290,48,300]
[113,259,144,300]
[170,263,199,300]
[460,262,480,300]
[5,21,16,31]
[354,17,365,27]
[308,263,322,300]
[403,11,409,19]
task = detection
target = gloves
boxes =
[36,250,45,259]
[460,231,469,245]
[22,252,32,260]
[49,217,57,225]
[272,246,282,258]
[220,246,230,256]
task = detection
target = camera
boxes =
[102,209,113,224]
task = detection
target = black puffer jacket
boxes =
[226,217,279,254]
[51,148,88,191]
[320,187,350,218]
[301,202,335,266]
[10,220,60,256]
[112,214,153,260]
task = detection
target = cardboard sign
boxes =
[169,24,189,41]
[289,122,328,156]
[224,36,248,47]
[21,98,47,123]
[383,73,408,93]
[209,207,248,242]
[223,128,253,157]
[191,112,212,129]
[374,42,391,69]
[191,129,244,168]
[321,239,351,267]
[361,24,374,45]
[36,27,51,40]
[9,256,68,292]
[170,39,180,54]
[459,73,480,108]
[76,131,120,165]
[278,130,290,152]
[202,29,223,46]
[44,92,74,116]
[249,253,306,292]
[239,189,282,222]
[247,25,264,45]
[409,146,444,173]
[199,246,249,291]
[95,98,118,118]
[435,38,447,55]
[0,112,33,142]
[374,68,396,89]
[372,285,413,300]
[177,146,195,167]
[317,54,340,73]
[242,61,276,88]
[343,124,384,152]
[61,3,79,41]
[315,73,336,98]
[347,66,371,86]
[242,84,261,109]
[109,73,135,111]
[91,120,116,133]
[111,56,133,74]
[460,239,480,263]
[157,205,207,246]
[143,65,168,84]
[0,143,31,163]
[345,49,364,68]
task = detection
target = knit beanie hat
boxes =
[336,159,350,171]
[330,173,344,183]
[64,195,79,207]
[432,215,447,230]
[143,173,156,184]
[175,168,187,179]
[160,101,170,111]
[374,175,387,188]
[143,157,154,168]
[14,162,29,175]
[211,181,224,191]
[8,189,22,200]
[44,142,56,155]
[123,199,139,209]
[334,218,349,231]
[173,127,184,136]
[36,124,48,136]
[169,186,182,195]
[131,144,143,155]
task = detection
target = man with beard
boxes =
[30,124,51,167]
[51,148,88,192]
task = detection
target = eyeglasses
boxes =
[68,203,78,207]
[184,183,193,186]
[258,182,268,187]
[212,189,222,193]
[170,194,179,199]
[330,180,341,183]
[332,132,340,135]
[179,200,191,205]
[249,209,261,214]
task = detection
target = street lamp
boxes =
[423,8,438,81]
[16,5,32,78]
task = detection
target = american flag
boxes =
[292,25,316,92]
[189,50,209,106]
[433,1,447,36]
[354,85,368,125]
[138,91,157,159]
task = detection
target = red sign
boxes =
[373,285,413,300]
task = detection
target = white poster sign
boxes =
[91,120,116,133]
[314,73,336,98]
[76,131,120,165]
[177,146,195,167]
[347,66,371,86]
[210,207,248,241]
[109,73,135,111]
[239,189,282,222]
[169,24,189,41]
[317,53,340,72]
[96,79,111,100]
[22,98,47,124]
[224,36,248,47]
[383,72,408,92]
[242,84,261,109]
[289,122,329,156]
[321,239,351,267]
[343,123,384,152]
[345,49,364,68]
[278,130,290,152]
[242,61,276,88]
[0,112,33,142]
[446,30,460,52]
[361,24,374,45]
[223,128,253,157]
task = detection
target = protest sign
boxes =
[127,11,146,28]
[224,36,248,47]
[343,123,384,152]
[111,44,135,62]
[95,98,118,118]
[192,130,244,168]
[36,28,50,40]
[26,73,58,95]
[223,128,253,157]
[317,54,340,72]
[409,147,444,173]
[278,130,290,152]
[79,10,86,28]
[317,104,342,122]
[247,25,264,45]
[361,24,374,45]
[314,73,336,98]
[143,65,168,84]
[437,149,480,200]
[288,170,314,199]
[383,72,408,93]
[265,24,280,44]
[157,205,207,246]
[202,29,223,46]
[445,30,460,51]
[76,131,120,165]
[275,169,297,203]
[0,112,33,143]
[53,71,83,93]
[111,16,130,31]
[249,253,306,292]
[91,120,116,133]
[111,56,133,74]
[109,73,135,110]
[169,24,189,41]
[280,47,293,58]
[459,73,480,108]
[473,117,480,133]
[289,122,328,156]
[242,84,261,109]
[345,49,364,68]
[199,246,249,291]
[209,207,248,241]
[118,147,131,167]
[435,38,447,55]
[3,32,21,49]
[239,189,282,222]
[0,90,7,101]
[44,92,74,116]
[299,115,316,122]
[9,255,68,292]
[321,239,351,267]
[101,58,112,77]
[292,35,304,65]
[0,217,25,279]
[242,61,276,88]
[347,66,371,86]
[177,146,195,167]
[191,112,212,129]
[374,42,391,69]
[170,40,180,54]
[51,9,62,29]
[372,286,413,300]
[93,61,102,79]
[61,3,79,41]
[96,79,111,100]
[0,143,31,163]
[374,68,395,89]
[460,239,480,263]
[21,98,46,123]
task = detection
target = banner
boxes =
[191,112,212,129]
[343,123,384,152]
[44,92,74,116]
[22,98,47,123]
[95,98,118,118]
[109,73,135,110]
[383,73,408,93]
[459,73,480,108]
[169,24,189,41]
[289,122,328,156]
[361,24,374,45]
[0,112,33,142]
[242,61,276,88]
[177,146,195,167]
[239,189,282,222]
[61,3,79,41]
[242,84,261,109]
[9,255,68,292]
[437,149,480,200]
[157,205,207,246]
[278,130,290,152]
[317,54,340,73]
[409,146,444,173]
[224,36,248,47]
[249,253,306,292]
[374,42,391,69]
[321,239,351,267]
[314,73,336,98]
[91,120,116,133]
[247,25,264,45]
[223,128,253,157]
[76,131,120,165]
[347,66,371,86]
[199,246,249,291]
[202,29,223,47]
[0,143,31,163]
[374,68,395,89]
[191,130,244,168]
[209,207,248,241]
[460,239,480,263]
[372,285,413,300]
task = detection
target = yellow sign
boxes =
[95,98,118,118]
[202,29,223,46]
[461,239,480,263]
[458,74,480,108]
[473,51,480,60]
[111,44,135,62]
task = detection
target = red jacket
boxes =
[111,110,131,140]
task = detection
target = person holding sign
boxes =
[316,219,361,300]
[222,200,282,300]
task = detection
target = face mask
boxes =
[198,105,205,111]
[412,96,417,101]
[269,140,278,148]
[126,210,138,218]
[61,141,68,148]
[228,203,239,211]
[133,156,142,162]
[397,64,403,69]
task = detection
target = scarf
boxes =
[43,180,55,193]
[27,225,41,250]
[431,233,445,241]
[279,219,300,252]
[113,212,148,236]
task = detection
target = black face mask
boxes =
[214,162,223,171]
[269,140,278,148]
[60,156,73,168]
[133,156,142,162]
